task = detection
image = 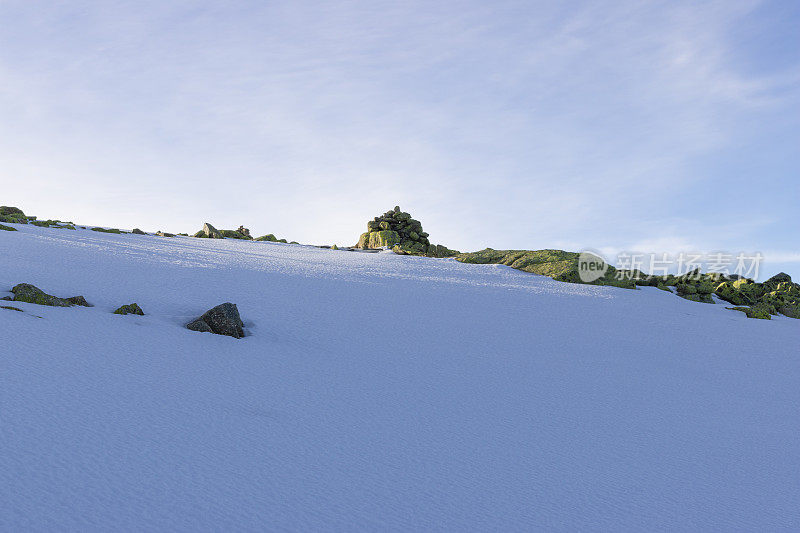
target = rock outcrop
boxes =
[237,226,251,238]
[131,228,146,235]
[186,303,245,338]
[8,283,91,307]
[354,206,458,257]
[114,303,144,315]
[456,249,638,288]
[194,223,224,239]
[0,206,27,224]
[221,229,251,239]
[0,224,16,231]
[255,234,288,243]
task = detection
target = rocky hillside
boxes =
[456,248,800,320]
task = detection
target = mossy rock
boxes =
[0,206,24,216]
[10,283,73,307]
[714,281,753,305]
[222,229,251,239]
[91,227,122,234]
[255,234,278,242]
[727,305,772,320]
[355,206,451,255]
[114,303,144,316]
[778,303,800,319]
[455,249,636,288]
[131,228,146,235]
[0,207,27,224]
[0,223,16,232]
[197,222,224,239]
[331,244,338,250]
[425,244,460,258]
[0,214,28,224]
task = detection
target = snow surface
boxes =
[1,223,799,531]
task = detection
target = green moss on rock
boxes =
[0,223,16,231]
[354,207,456,256]
[10,283,73,307]
[728,305,772,320]
[114,303,144,315]
[91,227,122,234]
[221,229,251,239]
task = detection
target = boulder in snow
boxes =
[114,303,144,315]
[186,302,245,338]
[10,283,90,307]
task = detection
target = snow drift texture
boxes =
[1,224,799,531]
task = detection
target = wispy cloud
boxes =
[0,0,797,275]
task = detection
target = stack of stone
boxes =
[354,206,458,258]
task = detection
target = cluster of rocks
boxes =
[455,248,800,320]
[3,283,93,308]
[0,206,76,230]
[2,283,246,338]
[193,222,289,243]
[355,206,458,258]
[648,271,800,320]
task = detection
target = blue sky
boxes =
[1,0,798,279]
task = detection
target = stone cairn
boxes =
[354,206,458,258]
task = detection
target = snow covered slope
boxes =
[1,224,798,531]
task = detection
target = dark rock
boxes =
[1,305,23,312]
[66,296,92,307]
[91,227,122,234]
[237,226,251,238]
[156,231,174,237]
[131,228,146,235]
[0,224,16,231]
[186,303,245,338]
[114,303,144,315]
